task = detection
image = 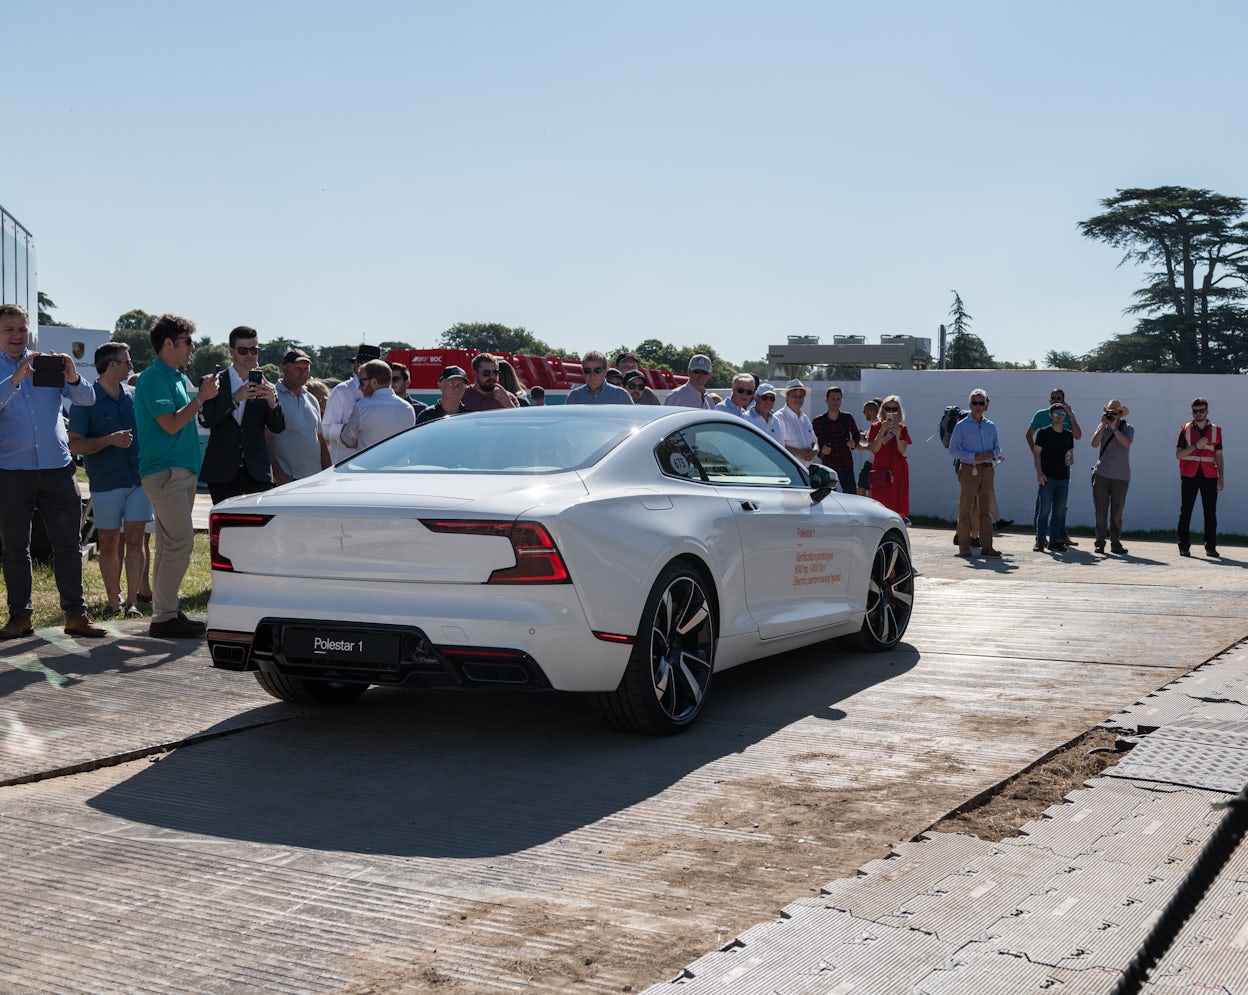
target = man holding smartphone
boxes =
[198,326,285,504]
[0,303,106,639]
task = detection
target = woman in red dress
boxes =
[866,394,911,517]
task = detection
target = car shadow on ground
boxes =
[87,640,918,858]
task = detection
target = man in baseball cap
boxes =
[415,366,471,425]
[270,349,329,483]
[663,353,715,408]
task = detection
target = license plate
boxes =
[283,627,402,664]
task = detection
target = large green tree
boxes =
[945,291,995,368]
[113,309,158,368]
[438,322,559,357]
[1079,186,1248,372]
[38,291,69,326]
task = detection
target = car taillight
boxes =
[209,513,273,571]
[419,520,571,584]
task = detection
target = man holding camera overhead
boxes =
[1089,399,1134,555]
[0,303,106,639]
[198,326,285,505]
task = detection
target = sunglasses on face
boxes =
[882,406,899,413]
[971,400,987,406]
[582,366,603,374]
[235,346,260,355]
[734,387,755,395]
[1192,408,1207,415]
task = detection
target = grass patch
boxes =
[21,532,212,628]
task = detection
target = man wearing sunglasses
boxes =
[1025,387,1081,546]
[663,354,715,408]
[566,350,632,404]
[1176,397,1224,557]
[948,388,1002,558]
[198,326,285,505]
[462,353,521,411]
[715,374,757,418]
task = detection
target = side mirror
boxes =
[808,464,836,504]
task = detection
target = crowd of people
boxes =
[0,303,1230,643]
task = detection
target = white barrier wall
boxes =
[794,370,1243,535]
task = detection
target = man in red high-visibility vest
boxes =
[1176,396,1225,558]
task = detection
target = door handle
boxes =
[740,500,759,511]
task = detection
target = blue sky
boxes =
[7,0,1247,365]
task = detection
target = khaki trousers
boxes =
[956,462,995,547]
[141,467,198,623]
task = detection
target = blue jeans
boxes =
[1035,477,1069,546]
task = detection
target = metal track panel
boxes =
[1143,834,1248,995]
[651,908,954,994]
[916,944,1125,995]
[1106,721,1248,794]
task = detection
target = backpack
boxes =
[939,405,969,448]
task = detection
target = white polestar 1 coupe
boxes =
[206,406,913,734]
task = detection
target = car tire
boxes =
[852,530,914,651]
[254,670,370,705]
[597,562,716,735]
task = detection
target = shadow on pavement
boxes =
[88,640,918,858]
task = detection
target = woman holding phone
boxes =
[866,394,911,518]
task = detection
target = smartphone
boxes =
[248,369,264,385]
[32,355,66,388]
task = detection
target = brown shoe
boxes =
[980,548,1003,558]
[64,614,107,638]
[957,546,973,558]
[1,614,34,640]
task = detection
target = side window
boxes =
[658,424,804,487]
[656,431,706,482]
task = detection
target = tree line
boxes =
[39,185,1248,377]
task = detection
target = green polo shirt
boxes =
[135,358,203,476]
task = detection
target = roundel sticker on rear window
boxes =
[669,452,691,475]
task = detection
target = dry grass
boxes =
[931,727,1126,839]
[20,533,212,628]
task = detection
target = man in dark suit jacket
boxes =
[198,326,286,504]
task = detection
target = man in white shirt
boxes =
[775,379,818,465]
[323,344,380,463]
[663,354,715,408]
[745,383,785,444]
[341,360,416,451]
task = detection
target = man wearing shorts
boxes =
[69,342,154,617]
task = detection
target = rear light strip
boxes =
[210,513,273,571]
[420,519,571,584]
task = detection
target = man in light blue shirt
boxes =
[0,304,105,638]
[948,387,1002,558]
[341,360,416,450]
[566,350,633,405]
[715,375,756,418]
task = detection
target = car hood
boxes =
[211,470,589,583]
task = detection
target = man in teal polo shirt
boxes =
[134,314,218,638]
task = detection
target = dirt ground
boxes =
[931,726,1126,838]
[334,725,1130,995]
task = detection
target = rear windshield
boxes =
[339,412,636,474]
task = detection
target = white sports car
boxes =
[206,406,913,734]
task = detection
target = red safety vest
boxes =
[1179,422,1220,478]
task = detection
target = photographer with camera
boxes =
[0,303,107,639]
[198,326,285,505]
[1089,399,1134,555]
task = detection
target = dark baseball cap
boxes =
[282,349,311,365]
[439,365,468,383]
